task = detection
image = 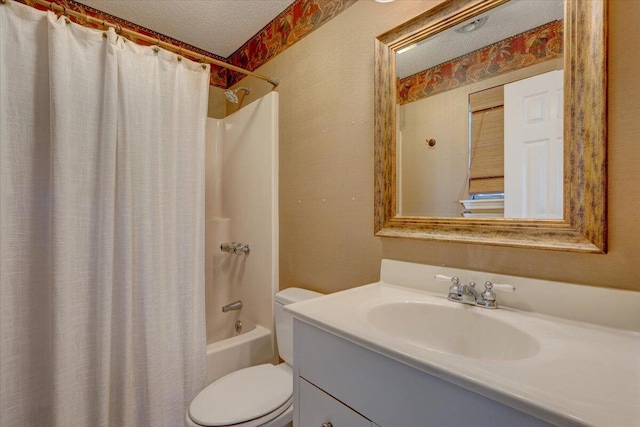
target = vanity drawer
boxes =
[299,378,373,427]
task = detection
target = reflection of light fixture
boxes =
[397,44,417,54]
[455,17,488,33]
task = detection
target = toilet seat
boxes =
[188,364,293,427]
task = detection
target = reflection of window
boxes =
[468,86,504,195]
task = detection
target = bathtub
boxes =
[206,324,274,383]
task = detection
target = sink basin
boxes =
[366,302,539,360]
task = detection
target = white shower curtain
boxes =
[0,2,208,426]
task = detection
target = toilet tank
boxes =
[274,287,323,366]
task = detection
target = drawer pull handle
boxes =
[322,423,333,427]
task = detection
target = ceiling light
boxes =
[374,0,395,3]
[455,17,488,33]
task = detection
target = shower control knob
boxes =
[235,244,250,255]
[220,242,250,255]
[220,242,236,253]
[321,423,333,427]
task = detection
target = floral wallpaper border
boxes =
[227,0,358,87]
[17,0,357,89]
[398,20,564,105]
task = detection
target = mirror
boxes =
[374,0,606,252]
[397,0,564,219]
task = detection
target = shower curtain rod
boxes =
[5,0,279,88]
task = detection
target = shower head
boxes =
[224,87,251,104]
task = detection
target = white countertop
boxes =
[287,282,640,427]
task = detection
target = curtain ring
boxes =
[177,46,182,62]
[153,37,160,53]
[61,5,70,23]
[116,23,126,42]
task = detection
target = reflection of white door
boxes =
[504,70,563,219]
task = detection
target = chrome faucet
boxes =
[435,274,515,309]
[457,280,481,305]
[222,300,243,312]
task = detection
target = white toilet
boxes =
[185,287,322,427]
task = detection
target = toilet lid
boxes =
[189,364,292,426]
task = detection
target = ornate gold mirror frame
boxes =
[374,0,607,253]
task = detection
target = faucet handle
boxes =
[435,274,461,296]
[478,281,498,308]
[479,281,515,309]
[488,281,516,292]
[481,281,496,300]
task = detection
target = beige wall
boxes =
[212,0,640,293]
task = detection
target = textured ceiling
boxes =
[397,0,564,79]
[78,0,297,58]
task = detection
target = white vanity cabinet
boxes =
[288,261,640,426]
[292,319,554,427]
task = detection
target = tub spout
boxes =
[222,300,243,312]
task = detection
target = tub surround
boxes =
[287,260,640,426]
[204,93,279,349]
